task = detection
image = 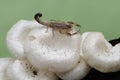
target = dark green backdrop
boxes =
[0,0,120,57]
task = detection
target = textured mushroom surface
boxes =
[6,20,41,59]
[24,25,81,72]
[81,32,120,72]
[5,19,120,80]
[56,59,90,80]
[5,20,91,80]
[6,59,58,80]
[0,58,12,80]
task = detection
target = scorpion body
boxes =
[34,13,81,36]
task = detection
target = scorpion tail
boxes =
[34,13,43,23]
[34,13,42,19]
[76,24,81,27]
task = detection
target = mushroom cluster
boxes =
[0,20,120,80]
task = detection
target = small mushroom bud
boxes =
[81,32,120,72]
[6,59,58,80]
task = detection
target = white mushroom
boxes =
[23,22,81,72]
[6,20,41,59]
[56,58,90,80]
[6,59,58,80]
[81,32,120,72]
[0,58,12,80]
[80,32,91,57]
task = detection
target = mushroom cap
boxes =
[81,32,120,72]
[24,26,81,72]
[6,20,41,59]
[56,59,90,80]
[6,59,58,80]
[0,58,12,80]
[80,32,91,57]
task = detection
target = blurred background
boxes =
[0,0,120,57]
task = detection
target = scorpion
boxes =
[34,13,81,36]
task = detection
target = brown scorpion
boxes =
[34,13,81,36]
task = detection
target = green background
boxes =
[0,0,120,57]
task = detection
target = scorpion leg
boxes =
[50,19,56,21]
[67,31,79,36]
[45,27,49,32]
[52,28,55,36]
[67,21,81,27]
